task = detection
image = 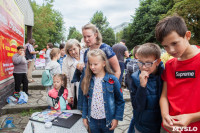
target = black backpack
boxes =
[125,59,139,90]
[25,44,34,60]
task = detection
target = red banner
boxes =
[0,0,24,81]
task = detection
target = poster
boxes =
[35,59,45,69]
[0,0,24,81]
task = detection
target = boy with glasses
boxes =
[128,43,164,133]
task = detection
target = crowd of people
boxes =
[12,15,200,133]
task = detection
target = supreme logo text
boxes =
[175,70,195,78]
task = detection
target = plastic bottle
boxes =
[3,117,16,128]
[6,96,17,106]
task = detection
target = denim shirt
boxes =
[82,73,125,127]
[72,43,116,111]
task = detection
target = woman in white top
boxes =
[62,39,83,109]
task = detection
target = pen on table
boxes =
[31,122,35,133]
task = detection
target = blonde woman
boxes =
[82,23,121,79]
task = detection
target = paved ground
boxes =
[115,101,133,133]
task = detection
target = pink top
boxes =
[48,88,68,110]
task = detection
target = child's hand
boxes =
[139,71,149,87]
[109,119,118,130]
[162,114,176,132]
[83,118,88,128]
[171,114,192,127]
[34,45,38,48]
[67,98,72,104]
[54,103,59,109]
[77,63,84,71]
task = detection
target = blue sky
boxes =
[35,0,140,34]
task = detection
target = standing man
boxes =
[25,38,39,83]
[112,39,129,85]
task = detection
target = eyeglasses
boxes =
[137,59,157,68]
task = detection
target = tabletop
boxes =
[23,110,88,133]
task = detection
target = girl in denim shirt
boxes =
[82,49,125,133]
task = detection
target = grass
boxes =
[21,109,43,116]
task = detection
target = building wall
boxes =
[0,0,34,110]
[0,78,15,109]
[15,0,34,26]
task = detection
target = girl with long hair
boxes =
[82,49,125,133]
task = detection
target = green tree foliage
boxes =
[163,0,200,45]
[30,0,65,50]
[90,11,115,46]
[67,27,82,42]
[103,28,115,46]
[90,11,109,32]
[123,0,174,49]
[116,30,124,43]
[121,25,132,49]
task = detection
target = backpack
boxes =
[47,86,71,110]
[125,59,139,90]
[47,95,70,111]
[41,69,53,86]
[25,44,34,60]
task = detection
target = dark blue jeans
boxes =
[119,62,125,85]
[89,117,114,133]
